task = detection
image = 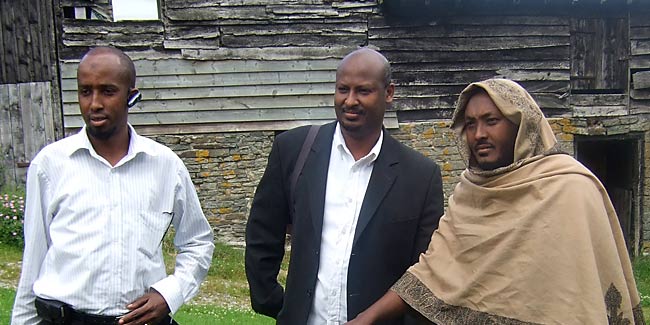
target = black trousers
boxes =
[38,314,178,325]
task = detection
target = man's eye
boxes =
[79,89,90,96]
[337,87,349,93]
[487,118,499,125]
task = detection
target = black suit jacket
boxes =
[245,122,444,324]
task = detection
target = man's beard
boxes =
[86,125,116,140]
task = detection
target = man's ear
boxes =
[385,83,395,103]
[127,88,141,108]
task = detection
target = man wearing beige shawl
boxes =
[348,78,645,324]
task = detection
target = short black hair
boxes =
[81,46,136,88]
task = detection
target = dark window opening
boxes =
[62,7,77,19]
[576,135,643,255]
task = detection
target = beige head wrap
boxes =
[451,78,558,176]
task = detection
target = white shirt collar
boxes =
[333,122,383,165]
[65,124,157,160]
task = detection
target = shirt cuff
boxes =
[151,275,184,315]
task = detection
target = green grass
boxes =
[0,287,274,324]
[2,238,646,323]
[633,256,650,319]
[0,238,287,324]
[0,287,15,322]
[0,243,22,287]
[174,305,273,324]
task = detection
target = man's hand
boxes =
[118,290,170,325]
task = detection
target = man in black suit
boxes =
[245,48,444,325]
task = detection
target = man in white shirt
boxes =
[245,48,445,325]
[11,47,214,325]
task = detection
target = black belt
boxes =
[35,297,118,325]
[35,297,177,325]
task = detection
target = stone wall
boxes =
[151,116,648,248]
[151,131,274,246]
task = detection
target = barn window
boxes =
[112,0,159,21]
[570,16,629,93]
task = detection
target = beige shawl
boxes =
[392,79,644,324]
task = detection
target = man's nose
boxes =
[343,91,358,107]
[89,92,102,110]
[474,123,487,139]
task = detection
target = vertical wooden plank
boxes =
[7,85,22,186]
[11,84,26,173]
[0,85,17,187]
[14,1,29,82]
[587,19,599,89]
[41,0,54,82]
[46,0,65,141]
[19,83,37,163]
[30,82,47,158]
[47,0,64,140]
[1,0,18,83]
[573,16,628,92]
[600,18,613,89]
[603,18,629,91]
[41,82,56,144]
[587,19,606,89]
[28,0,44,81]
[571,18,588,90]
[14,84,30,184]
[0,1,7,83]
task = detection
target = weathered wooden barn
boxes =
[1,0,649,254]
[0,0,62,188]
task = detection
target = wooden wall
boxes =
[0,83,61,188]
[0,0,57,84]
[60,54,402,135]
[369,15,571,117]
[630,12,650,115]
[0,0,62,189]
[57,0,400,135]
[54,0,650,132]
[570,17,628,92]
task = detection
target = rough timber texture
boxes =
[0,0,63,189]
[0,83,61,188]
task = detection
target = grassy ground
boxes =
[1,240,648,323]
[0,240,280,324]
[633,255,650,318]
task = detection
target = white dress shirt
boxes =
[307,123,383,325]
[12,125,214,325]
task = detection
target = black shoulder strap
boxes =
[289,124,320,221]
